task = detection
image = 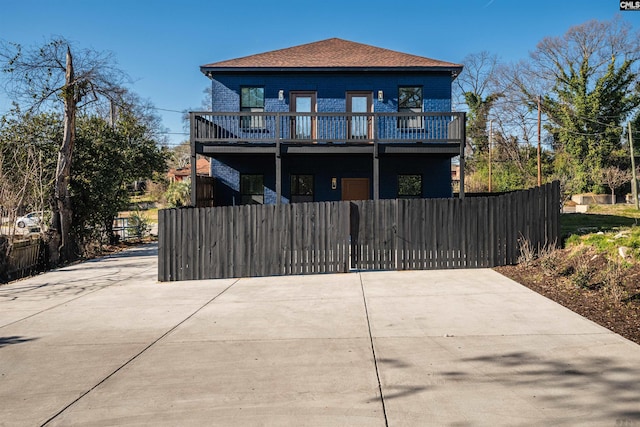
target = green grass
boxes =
[561,213,638,237]
[587,204,640,218]
[561,204,640,238]
[565,225,640,260]
[130,193,157,204]
[118,207,159,224]
[562,203,640,260]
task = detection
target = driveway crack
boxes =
[359,272,389,427]
[40,278,241,426]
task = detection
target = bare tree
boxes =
[600,166,631,204]
[0,38,128,264]
[0,109,60,238]
[455,51,503,155]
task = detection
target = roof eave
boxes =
[200,65,463,77]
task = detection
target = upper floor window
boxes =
[398,174,422,199]
[398,86,423,129]
[240,87,265,129]
[240,174,264,204]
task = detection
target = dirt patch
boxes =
[495,246,640,345]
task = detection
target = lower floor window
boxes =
[240,174,264,204]
[398,174,422,198]
[291,174,314,203]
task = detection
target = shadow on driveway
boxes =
[0,336,38,348]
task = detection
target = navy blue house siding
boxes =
[210,154,452,205]
[211,155,278,205]
[210,72,453,113]
[379,156,452,199]
[206,70,456,205]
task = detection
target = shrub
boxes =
[164,180,191,208]
[517,237,537,266]
[128,208,151,239]
[539,244,561,276]
[571,253,593,289]
[603,260,627,305]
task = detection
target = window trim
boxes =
[398,86,424,130]
[240,86,265,130]
[346,91,373,139]
[290,91,317,140]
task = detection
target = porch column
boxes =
[373,139,380,200]
[459,112,466,199]
[275,138,282,205]
[190,112,198,207]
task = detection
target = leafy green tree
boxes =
[71,109,168,252]
[515,18,640,192]
[463,92,502,155]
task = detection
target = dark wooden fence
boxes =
[1,237,43,283]
[195,176,215,208]
[351,182,560,270]
[158,181,560,281]
[159,202,351,281]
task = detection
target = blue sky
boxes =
[1,0,638,147]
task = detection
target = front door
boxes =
[290,91,316,141]
[347,92,373,140]
[342,178,370,201]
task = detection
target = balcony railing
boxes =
[191,111,465,145]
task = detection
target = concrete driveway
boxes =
[1,243,640,426]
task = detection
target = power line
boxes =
[152,107,188,114]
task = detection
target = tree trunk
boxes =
[50,46,77,264]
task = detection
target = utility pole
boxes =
[110,99,117,129]
[488,119,493,192]
[629,122,639,210]
[537,95,542,187]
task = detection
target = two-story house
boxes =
[189,38,465,206]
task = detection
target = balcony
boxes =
[189,111,467,204]
[191,111,465,156]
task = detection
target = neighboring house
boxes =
[168,158,211,183]
[451,164,461,182]
[451,163,461,193]
[190,38,465,206]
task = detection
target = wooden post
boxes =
[276,138,282,205]
[373,139,380,200]
[459,113,466,199]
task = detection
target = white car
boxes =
[16,211,43,229]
